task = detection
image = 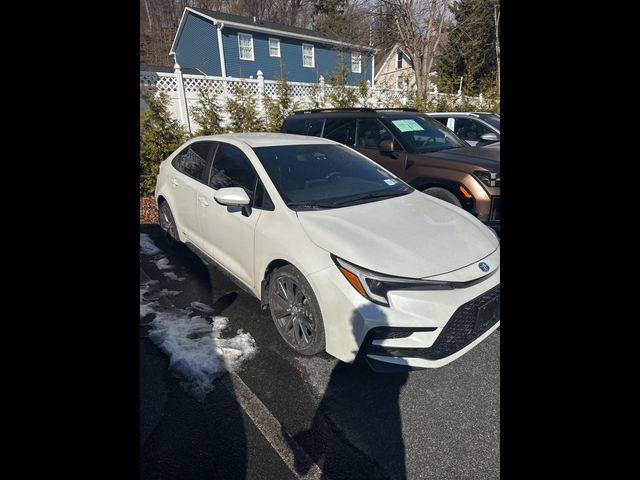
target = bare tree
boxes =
[378,0,450,99]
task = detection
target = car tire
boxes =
[422,187,462,208]
[268,265,326,356]
[158,201,182,249]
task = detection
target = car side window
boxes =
[209,143,258,196]
[454,118,493,142]
[433,117,448,128]
[355,119,396,149]
[306,118,324,137]
[253,180,275,211]
[323,118,356,146]
[172,141,212,180]
[282,118,306,135]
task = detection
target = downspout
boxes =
[371,54,375,87]
[215,21,227,77]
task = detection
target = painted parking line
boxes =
[221,372,324,480]
[140,264,325,480]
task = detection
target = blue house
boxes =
[169,7,376,86]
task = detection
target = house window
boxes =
[397,51,402,69]
[351,52,362,73]
[302,44,314,68]
[238,33,254,61]
[269,38,280,57]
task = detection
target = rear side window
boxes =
[355,119,395,149]
[209,143,257,196]
[282,118,324,137]
[306,118,324,136]
[172,141,212,180]
[323,118,356,146]
[282,118,306,134]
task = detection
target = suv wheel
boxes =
[268,265,325,355]
[422,187,462,208]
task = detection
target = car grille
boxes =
[490,197,500,221]
[367,284,500,361]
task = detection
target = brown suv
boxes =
[281,108,500,232]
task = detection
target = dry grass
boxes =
[140,196,158,225]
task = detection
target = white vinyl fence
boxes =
[140,64,490,134]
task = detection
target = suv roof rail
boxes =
[293,107,420,115]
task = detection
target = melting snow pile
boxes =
[140,233,257,401]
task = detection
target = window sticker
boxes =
[384,179,397,185]
[391,119,424,132]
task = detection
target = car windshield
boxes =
[479,114,500,130]
[253,144,413,210]
[382,116,466,153]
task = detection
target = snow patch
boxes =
[160,289,181,297]
[148,311,257,401]
[154,258,172,270]
[191,301,215,314]
[140,281,257,401]
[163,271,186,281]
[140,233,161,255]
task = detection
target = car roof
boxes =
[188,132,337,148]
[428,112,497,117]
[287,108,427,119]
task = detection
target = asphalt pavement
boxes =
[140,224,500,479]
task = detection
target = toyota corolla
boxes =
[155,133,500,371]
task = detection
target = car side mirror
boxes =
[214,187,252,217]
[214,187,251,206]
[379,139,394,152]
[480,132,498,142]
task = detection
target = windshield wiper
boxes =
[331,190,408,207]
[288,201,337,210]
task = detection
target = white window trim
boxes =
[302,43,314,68]
[269,37,280,57]
[238,33,254,61]
[351,52,362,73]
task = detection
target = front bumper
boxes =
[362,285,500,372]
[307,248,500,370]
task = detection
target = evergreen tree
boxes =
[140,87,188,196]
[191,88,226,136]
[326,62,359,108]
[225,85,265,132]
[263,78,298,132]
[437,0,499,96]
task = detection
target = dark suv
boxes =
[281,108,500,232]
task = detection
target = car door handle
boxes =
[171,178,179,186]
[198,196,210,207]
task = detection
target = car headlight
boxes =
[474,170,500,187]
[332,255,453,306]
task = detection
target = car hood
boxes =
[428,146,500,166]
[297,191,499,278]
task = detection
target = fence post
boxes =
[364,80,371,107]
[319,75,325,107]
[174,63,192,135]
[256,69,265,123]
[479,92,484,108]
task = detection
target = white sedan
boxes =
[155,133,500,371]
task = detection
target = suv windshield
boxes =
[383,116,466,153]
[253,144,413,210]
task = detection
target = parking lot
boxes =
[140,225,500,479]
